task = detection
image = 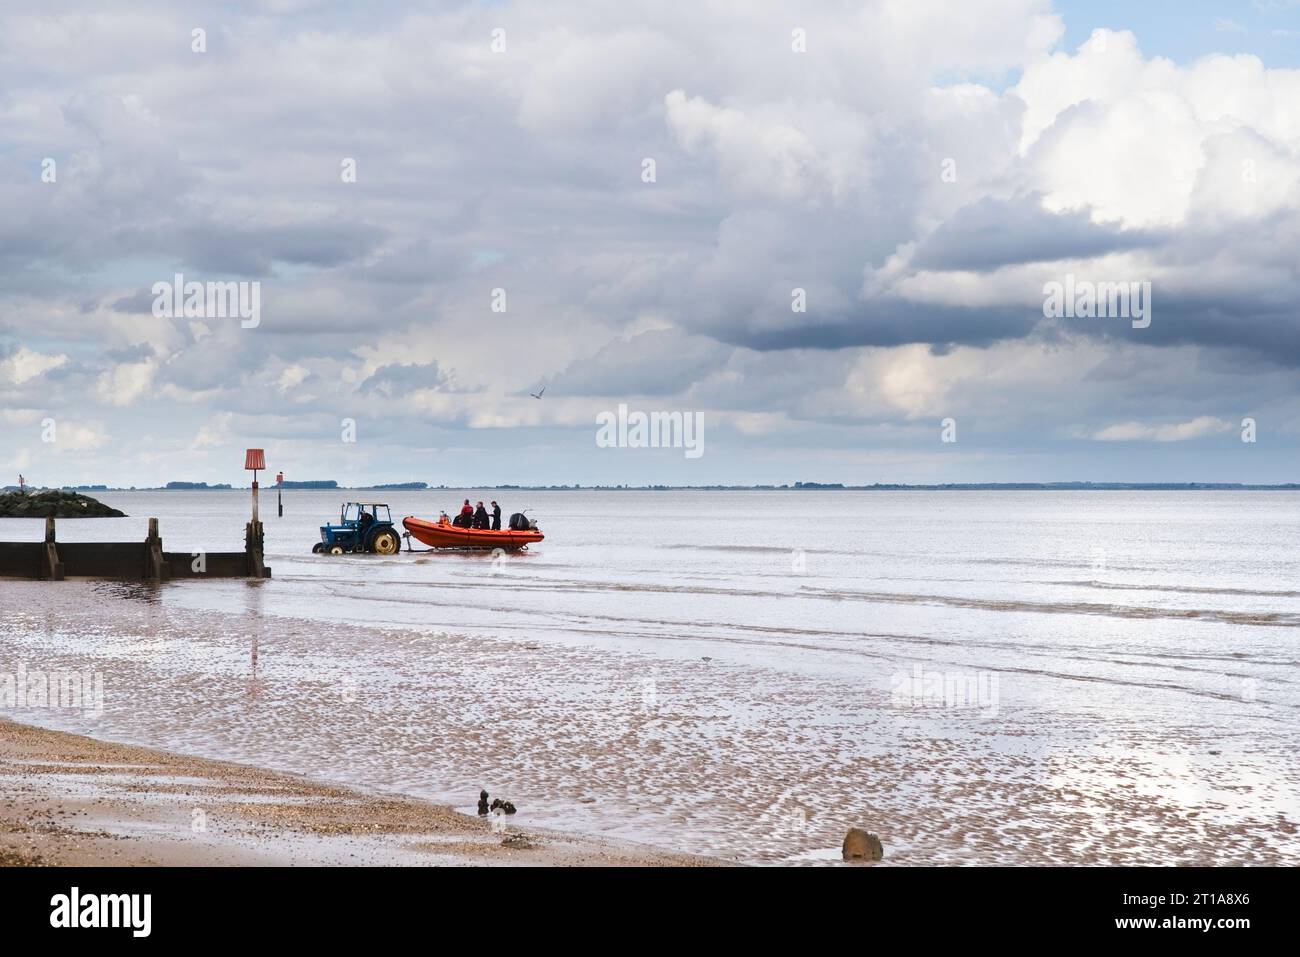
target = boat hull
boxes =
[402,516,543,550]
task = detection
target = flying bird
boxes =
[530,386,546,399]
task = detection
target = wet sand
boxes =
[2,572,1297,865]
[0,718,716,867]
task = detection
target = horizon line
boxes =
[9,482,1300,492]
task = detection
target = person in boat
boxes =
[438,511,451,525]
[490,501,501,530]
[473,501,490,529]
[458,499,473,527]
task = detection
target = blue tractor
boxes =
[313,503,402,555]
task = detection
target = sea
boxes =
[2,489,1297,864]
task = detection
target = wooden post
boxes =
[40,517,64,581]
[144,517,165,581]
[245,521,268,578]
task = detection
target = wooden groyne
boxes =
[0,518,270,581]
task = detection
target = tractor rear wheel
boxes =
[369,528,401,555]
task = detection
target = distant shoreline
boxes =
[10,482,1300,493]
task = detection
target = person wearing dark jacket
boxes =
[473,501,490,529]
[490,501,502,531]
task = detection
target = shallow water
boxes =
[2,489,1297,864]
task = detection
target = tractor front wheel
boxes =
[312,542,325,554]
[369,528,401,555]
[328,545,345,555]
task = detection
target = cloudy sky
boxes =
[3,0,1300,487]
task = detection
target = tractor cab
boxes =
[314,502,402,555]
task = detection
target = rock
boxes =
[842,828,884,862]
[477,790,490,816]
[501,801,516,815]
[0,490,126,519]
[501,833,534,849]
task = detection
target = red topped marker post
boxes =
[245,448,266,523]
[244,449,267,577]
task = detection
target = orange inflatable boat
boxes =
[402,515,543,550]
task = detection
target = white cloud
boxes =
[665,90,835,202]
[2,347,66,384]
[51,421,107,452]
[190,412,233,450]
[96,361,155,407]
[1093,416,1233,442]
[1016,32,1300,227]
[277,364,309,393]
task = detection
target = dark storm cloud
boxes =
[911,194,1164,271]
[353,239,474,285]
[110,290,154,314]
[715,300,1040,352]
[41,361,97,382]
[175,218,386,277]
[1060,291,1300,365]
[552,329,730,395]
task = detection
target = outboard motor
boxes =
[509,512,530,531]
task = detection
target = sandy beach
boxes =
[0,718,715,867]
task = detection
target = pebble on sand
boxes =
[842,828,884,862]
